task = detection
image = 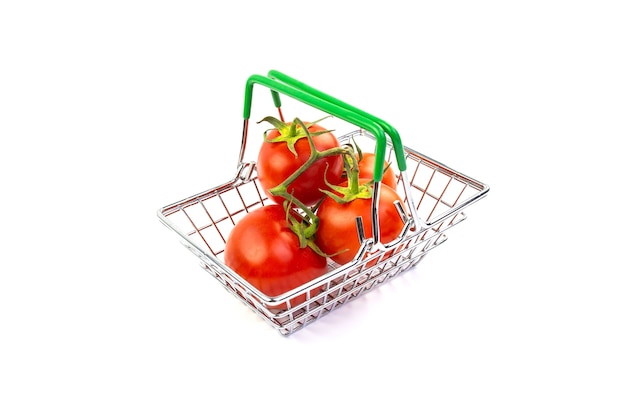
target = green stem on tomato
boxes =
[263,117,373,254]
[319,145,373,205]
[267,117,351,250]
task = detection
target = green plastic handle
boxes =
[267,70,407,172]
[244,74,389,182]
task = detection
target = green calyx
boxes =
[257,115,333,158]
[282,200,327,257]
[320,147,373,204]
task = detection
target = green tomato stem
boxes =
[266,117,350,250]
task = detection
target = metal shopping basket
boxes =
[157,70,490,336]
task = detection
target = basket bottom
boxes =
[198,227,450,336]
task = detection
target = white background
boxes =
[1,1,625,404]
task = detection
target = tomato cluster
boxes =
[224,117,406,308]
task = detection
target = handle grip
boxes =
[266,70,407,173]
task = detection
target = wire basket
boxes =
[157,71,489,336]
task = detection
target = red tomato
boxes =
[224,204,328,309]
[315,181,407,265]
[357,152,398,190]
[256,121,344,207]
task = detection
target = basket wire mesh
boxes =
[158,127,488,336]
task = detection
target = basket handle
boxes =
[243,74,390,182]
[266,70,407,173]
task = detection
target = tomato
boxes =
[315,181,407,265]
[357,152,398,190]
[224,204,328,309]
[256,119,344,207]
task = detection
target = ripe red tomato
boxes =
[357,152,398,190]
[256,121,344,207]
[315,181,407,265]
[224,204,328,309]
